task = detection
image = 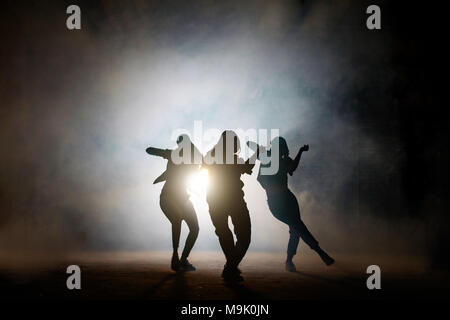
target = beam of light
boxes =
[187,169,209,202]
[187,169,212,228]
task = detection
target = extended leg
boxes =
[290,218,319,250]
[290,218,334,266]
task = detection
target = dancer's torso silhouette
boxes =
[203,131,253,282]
[250,137,334,271]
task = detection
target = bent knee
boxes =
[289,228,301,238]
[236,229,251,245]
[243,233,251,245]
[214,225,231,238]
[190,224,199,235]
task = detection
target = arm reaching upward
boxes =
[146,147,171,159]
[288,144,308,175]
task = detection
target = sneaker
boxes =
[179,259,196,271]
[317,249,335,266]
[285,260,297,272]
[223,264,241,274]
[171,254,180,271]
[222,265,244,282]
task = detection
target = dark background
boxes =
[0,1,449,267]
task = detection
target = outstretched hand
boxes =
[300,144,309,152]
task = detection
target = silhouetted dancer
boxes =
[247,137,334,272]
[146,134,201,271]
[203,131,254,282]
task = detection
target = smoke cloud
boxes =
[0,0,431,265]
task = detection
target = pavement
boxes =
[0,251,448,300]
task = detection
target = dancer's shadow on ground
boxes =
[223,280,264,300]
[144,271,187,299]
[295,271,360,289]
[294,263,363,289]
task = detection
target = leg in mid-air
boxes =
[286,214,335,268]
[179,201,199,271]
[268,190,334,271]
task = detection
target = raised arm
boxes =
[288,144,309,175]
[145,147,171,159]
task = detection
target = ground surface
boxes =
[0,251,449,300]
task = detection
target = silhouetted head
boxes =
[175,134,201,164]
[207,130,241,163]
[220,130,240,154]
[271,136,289,157]
[176,134,191,145]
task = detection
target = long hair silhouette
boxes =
[146,134,202,271]
[248,136,334,272]
[203,130,254,282]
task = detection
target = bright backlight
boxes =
[187,169,209,200]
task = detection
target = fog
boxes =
[0,0,429,262]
